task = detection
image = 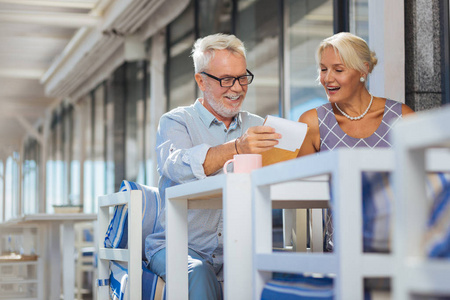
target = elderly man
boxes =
[145,33,280,299]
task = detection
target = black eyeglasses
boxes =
[200,69,254,87]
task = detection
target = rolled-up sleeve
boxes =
[156,114,210,183]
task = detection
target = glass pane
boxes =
[46,120,54,213]
[92,84,106,213]
[47,107,67,211]
[288,0,333,121]
[145,55,155,186]
[111,65,126,192]
[168,1,196,110]
[349,0,369,42]
[198,0,233,36]
[23,139,39,214]
[5,153,19,220]
[236,0,281,118]
[71,104,83,206]
[82,96,93,213]
[0,159,3,221]
[63,106,73,206]
[105,77,115,194]
[58,108,67,206]
[5,156,13,220]
[125,61,147,183]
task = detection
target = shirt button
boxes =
[223,129,227,132]
[218,233,222,236]
[212,254,216,258]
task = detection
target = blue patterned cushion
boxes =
[362,172,392,252]
[261,273,389,300]
[425,177,450,258]
[261,273,333,300]
[362,172,450,253]
[104,181,161,259]
[109,260,165,300]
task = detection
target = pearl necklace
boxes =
[335,94,373,121]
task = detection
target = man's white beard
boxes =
[204,90,243,118]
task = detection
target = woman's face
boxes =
[319,47,363,104]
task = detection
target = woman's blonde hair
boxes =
[191,33,246,73]
[317,32,378,75]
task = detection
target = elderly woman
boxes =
[298,32,414,156]
[297,32,414,252]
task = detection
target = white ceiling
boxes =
[0,0,108,150]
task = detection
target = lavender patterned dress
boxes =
[317,99,403,151]
[316,99,403,251]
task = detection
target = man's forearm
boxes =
[203,139,237,176]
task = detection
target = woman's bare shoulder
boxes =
[298,108,319,125]
[401,103,415,116]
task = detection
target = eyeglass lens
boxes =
[221,75,252,87]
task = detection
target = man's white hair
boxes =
[191,33,246,73]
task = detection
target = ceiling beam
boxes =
[0,68,45,79]
[0,103,47,117]
[0,0,96,9]
[0,11,100,28]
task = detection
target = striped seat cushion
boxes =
[107,260,165,300]
[425,177,450,258]
[104,180,161,259]
[362,172,450,252]
[261,273,389,300]
[261,273,333,300]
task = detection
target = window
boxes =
[23,138,40,214]
[5,153,19,220]
[46,108,66,211]
[92,84,106,212]
[236,0,281,118]
[349,0,368,41]
[167,0,196,110]
[197,0,233,36]
[125,61,147,184]
[0,159,3,221]
[82,95,94,213]
[144,46,155,186]
[287,0,333,120]
[105,77,115,194]
[71,103,83,206]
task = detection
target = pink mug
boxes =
[223,154,262,174]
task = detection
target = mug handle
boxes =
[223,158,235,174]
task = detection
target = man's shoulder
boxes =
[162,103,197,120]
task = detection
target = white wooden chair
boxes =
[392,105,450,299]
[74,222,95,300]
[252,148,396,299]
[97,189,143,300]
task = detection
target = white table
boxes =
[5,213,97,300]
[0,223,43,299]
[166,173,252,300]
[165,172,330,300]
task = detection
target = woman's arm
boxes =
[297,109,321,157]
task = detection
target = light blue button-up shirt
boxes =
[146,99,263,279]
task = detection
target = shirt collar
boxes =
[194,99,242,128]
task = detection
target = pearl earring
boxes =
[360,77,365,83]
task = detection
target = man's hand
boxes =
[203,126,281,175]
[235,126,281,154]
